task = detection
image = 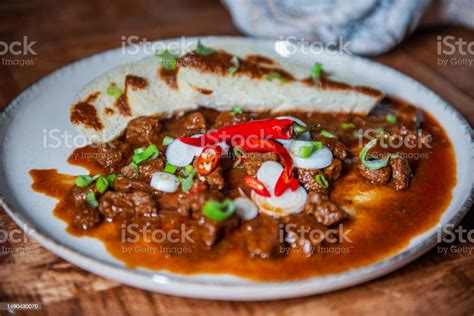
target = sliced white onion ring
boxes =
[166,140,197,167]
[291,146,333,169]
[251,185,307,217]
[150,172,180,193]
[234,197,258,220]
[276,115,311,141]
[256,161,284,190]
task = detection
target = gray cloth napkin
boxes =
[223,0,474,55]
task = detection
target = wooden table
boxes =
[0,1,473,315]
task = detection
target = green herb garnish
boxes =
[156,49,178,70]
[232,146,247,168]
[341,122,356,130]
[195,39,215,56]
[162,136,174,146]
[320,130,337,139]
[75,174,101,188]
[181,165,196,192]
[315,173,329,188]
[231,106,243,115]
[203,199,236,221]
[132,144,160,164]
[106,85,123,98]
[95,176,109,194]
[86,191,99,208]
[359,139,389,170]
[106,174,118,187]
[386,114,397,124]
[164,162,177,174]
[130,162,139,174]
[228,55,240,75]
[265,71,287,83]
[310,62,323,80]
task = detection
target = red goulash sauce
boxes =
[30,103,456,281]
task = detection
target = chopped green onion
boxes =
[164,162,177,174]
[231,106,243,115]
[130,162,139,174]
[386,114,397,124]
[315,173,329,188]
[75,175,94,188]
[195,39,215,56]
[95,176,109,194]
[359,139,389,170]
[155,49,177,70]
[312,141,323,150]
[107,174,118,186]
[162,136,174,146]
[228,55,240,75]
[341,122,356,130]
[106,85,123,98]
[180,165,196,192]
[298,145,314,158]
[203,199,236,221]
[86,191,98,208]
[181,174,194,192]
[265,71,287,83]
[320,130,337,138]
[232,146,247,168]
[132,144,160,164]
[310,62,323,79]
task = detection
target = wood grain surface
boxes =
[0,0,473,315]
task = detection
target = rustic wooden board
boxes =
[0,0,473,315]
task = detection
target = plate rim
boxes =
[0,35,472,301]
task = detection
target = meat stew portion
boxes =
[59,97,444,265]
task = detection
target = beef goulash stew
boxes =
[30,43,456,281]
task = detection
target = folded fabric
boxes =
[223,0,473,55]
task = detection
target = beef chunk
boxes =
[323,159,342,180]
[357,163,391,185]
[242,217,284,259]
[96,140,131,172]
[195,215,240,247]
[176,190,225,217]
[73,208,101,230]
[125,116,162,147]
[214,111,252,128]
[304,192,347,226]
[113,176,153,193]
[203,167,225,190]
[297,168,328,193]
[181,112,207,133]
[320,137,348,160]
[139,158,164,181]
[243,152,279,177]
[282,214,328,256]
[388,156,411,190]
[99,191,157,221]
[68,186,94,209]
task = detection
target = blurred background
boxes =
[0,1,473,315]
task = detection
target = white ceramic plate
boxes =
[0,37,472,301]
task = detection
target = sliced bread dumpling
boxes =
[70,56,196,144]
[176,50,383,114]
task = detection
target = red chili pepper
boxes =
[244,176,271,197]
[195,145,222,176]
[179,119,309,147]
[235,138,295,197]
[290,178,299,191]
